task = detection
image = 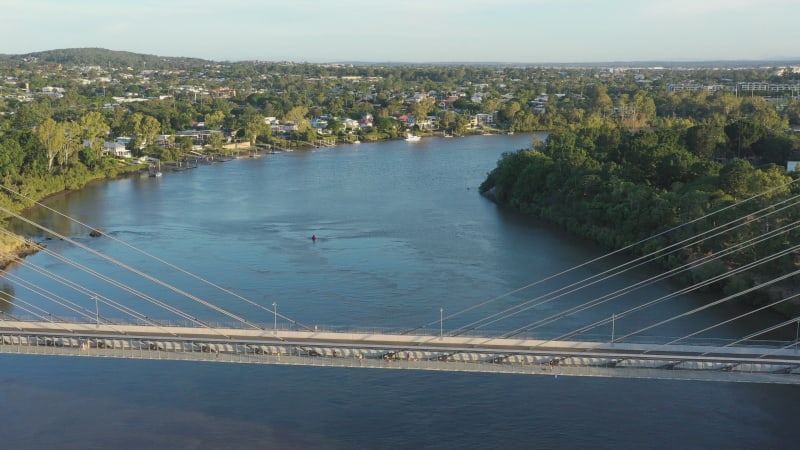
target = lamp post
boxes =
[611,313,616,343]
[795,319,799,352]
[273,302,277,335]
[440,307,443,338]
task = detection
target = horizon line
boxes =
[5,47,800,67]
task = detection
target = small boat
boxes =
[405,133,421,142]
[148,160,162,177]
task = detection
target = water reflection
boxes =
[8,178,126,239]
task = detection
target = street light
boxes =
[93,296,99,328]
[440,307,443,338]
[795,319,799,352]
[273,302,277,335]
[611,313,616,343]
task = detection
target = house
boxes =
[341,118,359,130]
[311,118,329,129]
[417,117,437,131]
[103,141,132,158]
[438,96,459,108]
[470,113,495,128]
[409,92,428,103]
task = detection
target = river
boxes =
[1,134,798,449]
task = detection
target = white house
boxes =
[103,141,132,158]
[341,118,359,130]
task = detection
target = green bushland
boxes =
[480,121,800,316]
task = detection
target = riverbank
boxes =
[0,163,146,270]
[0,236,43,270]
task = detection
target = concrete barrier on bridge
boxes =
[674,361,734,371]
[559,357,616,367]
[4,322,800,384]
[616,359,679,369]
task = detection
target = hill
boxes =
[0,48,211,68]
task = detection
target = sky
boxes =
[2,0,799,63]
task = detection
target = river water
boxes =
[1,134,798,449]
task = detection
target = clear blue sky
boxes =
[3,0,798,63]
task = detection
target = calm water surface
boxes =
[1,134,798,449]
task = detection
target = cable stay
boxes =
[0,184,312,332]
[508,219,800,340]
[406,178,799,335]
[0,205,262,331]
[458,193,800,338]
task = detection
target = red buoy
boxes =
[311,234,317,241]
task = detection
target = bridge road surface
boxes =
[3,320,800,384]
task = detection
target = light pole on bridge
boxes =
[611,313,616,344]
[795,319,799,352]
[440,307,443,338]
[273,302,277,335]
[93,296,99,328]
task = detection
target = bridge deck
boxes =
[3,320,800,384]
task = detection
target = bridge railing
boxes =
[2,313,796,350]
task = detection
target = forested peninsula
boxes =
[480,107,800,315]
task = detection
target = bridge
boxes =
[3,318,800,384]
[2,182,800,384]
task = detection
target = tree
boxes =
[438,110,457,131]
[483,97,501,116]
[631,91,656,128]
[710,92,741,118]
[719,159,753,199]
[176,136,193,154]
[35,118,65,173]
[586,84,613,116]
[78,111,110,161]
[59,121,81,168]
[724,119,764,158]
[785,99,800,126]
[0,138,25,176]
[374,116,398,137]
[454,114,469,136]
[134,114,161,148]
[245,115,269,146]
[410,98,435,126]
[302,127,318,143]
[740,97,787,132]
[326,118,344,136]
[685,124,722,160]
[205,110,225,130]
[208,132,224,152]
[498,100,522,122]
[284,106,310,131]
